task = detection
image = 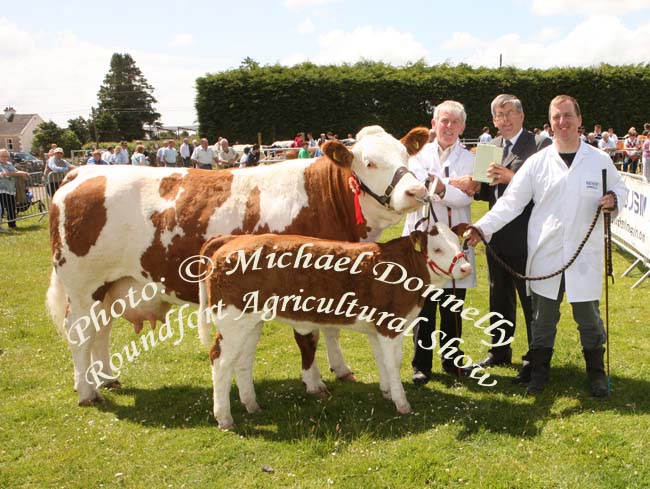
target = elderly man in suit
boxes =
[459,94,551,381]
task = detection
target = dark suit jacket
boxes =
[476,130,551,256]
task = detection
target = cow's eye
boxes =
[433,248,442,254]
[366,161,378,169]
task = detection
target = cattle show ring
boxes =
[2,129,650,488]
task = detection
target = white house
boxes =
[0,107,44,153]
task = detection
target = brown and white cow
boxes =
[197,226,472,429]
[47,125,430,406]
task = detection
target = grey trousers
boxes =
[530,276,607,350]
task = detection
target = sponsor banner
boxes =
[612,175,650,260]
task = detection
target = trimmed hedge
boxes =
[196,62,650,143]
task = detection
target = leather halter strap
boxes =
[355,166,415,209]
[426,250,466,278]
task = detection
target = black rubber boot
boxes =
[512,351,532,384]
[526,348,553,395]
[512,360,532,384]
[583,346,608,397]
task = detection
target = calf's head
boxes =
[410,224,472,282]
[323,126,429,216]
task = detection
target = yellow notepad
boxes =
[473,144,503,183]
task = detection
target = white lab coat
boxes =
[475,141,627,302]
[403,140,477,289]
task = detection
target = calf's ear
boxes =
[323,141,354,168]
[409,230,427,253]
[401,127,430,156]
[451,223,470,237]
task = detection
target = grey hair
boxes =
[490,94,523,118]
[433,100,466,124]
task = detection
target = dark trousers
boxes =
[623,156,639,173]
[412,288,466,374]
[530,275,606,350]
[183,157,191,167]
[486,251,533,356]
[0,193,17,227]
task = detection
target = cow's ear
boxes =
[323,141,354,168]
[451,223,469,237]
[409,230,427,253]
[401,127,430,156]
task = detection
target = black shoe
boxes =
[442,360,472,377]
[526,348,553,395]
[512,360,531,384]
[412,369,431,385]
[477,349,512,368]
[583,346,608,397]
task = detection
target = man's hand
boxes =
[462,226,484,246]
[449,175,481,196]
[487,163,514,186]
[600,193,617,213]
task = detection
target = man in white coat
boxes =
[404,100,477,383]
[464,95,626,397]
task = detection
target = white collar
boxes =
[504,127,524,148]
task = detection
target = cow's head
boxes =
[323,126,429,218]
[410,223,472,285]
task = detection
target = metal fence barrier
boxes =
[0,171,74,227]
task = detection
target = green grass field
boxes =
[1,205,649,488]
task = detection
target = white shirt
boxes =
[403,140,477,289]
[101,151,113,164]
[598,138,616,151]
[475,141,627,302]
[180,143,192,158]
[191,146,216,166]
[479,133,492,144]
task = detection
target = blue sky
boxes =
[2,0,650,127]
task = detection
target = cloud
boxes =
[531,0,650,16]
[0,17,36,56]
[282,26,428,66]
[298,18,315,34]
[535,27,561,42]
[285,0,334,7]
[441,32,481,51]
[439,15,650,68]
[0,17,230,127]
[169,33,194,47]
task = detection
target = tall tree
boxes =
[67,116,91,144]
[32,121,82,155]
[95,53,160,141]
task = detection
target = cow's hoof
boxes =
[337,372,357,382]
[78,393,104,407]
[218,419,235,431]
[245,402,262,414]
[396,402,412,415]
[308,386,331,399]
[104,380,122,390]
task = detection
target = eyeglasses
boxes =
[494,110,520,121]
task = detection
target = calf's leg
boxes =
[293,329,329,397]
[235,321,263,413]
[367,333,391,399]
[322,328,356,381]
[376,335,411,414]
[212,325,248,430]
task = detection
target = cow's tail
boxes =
[46,268,68,337]
[198,279,213,348]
